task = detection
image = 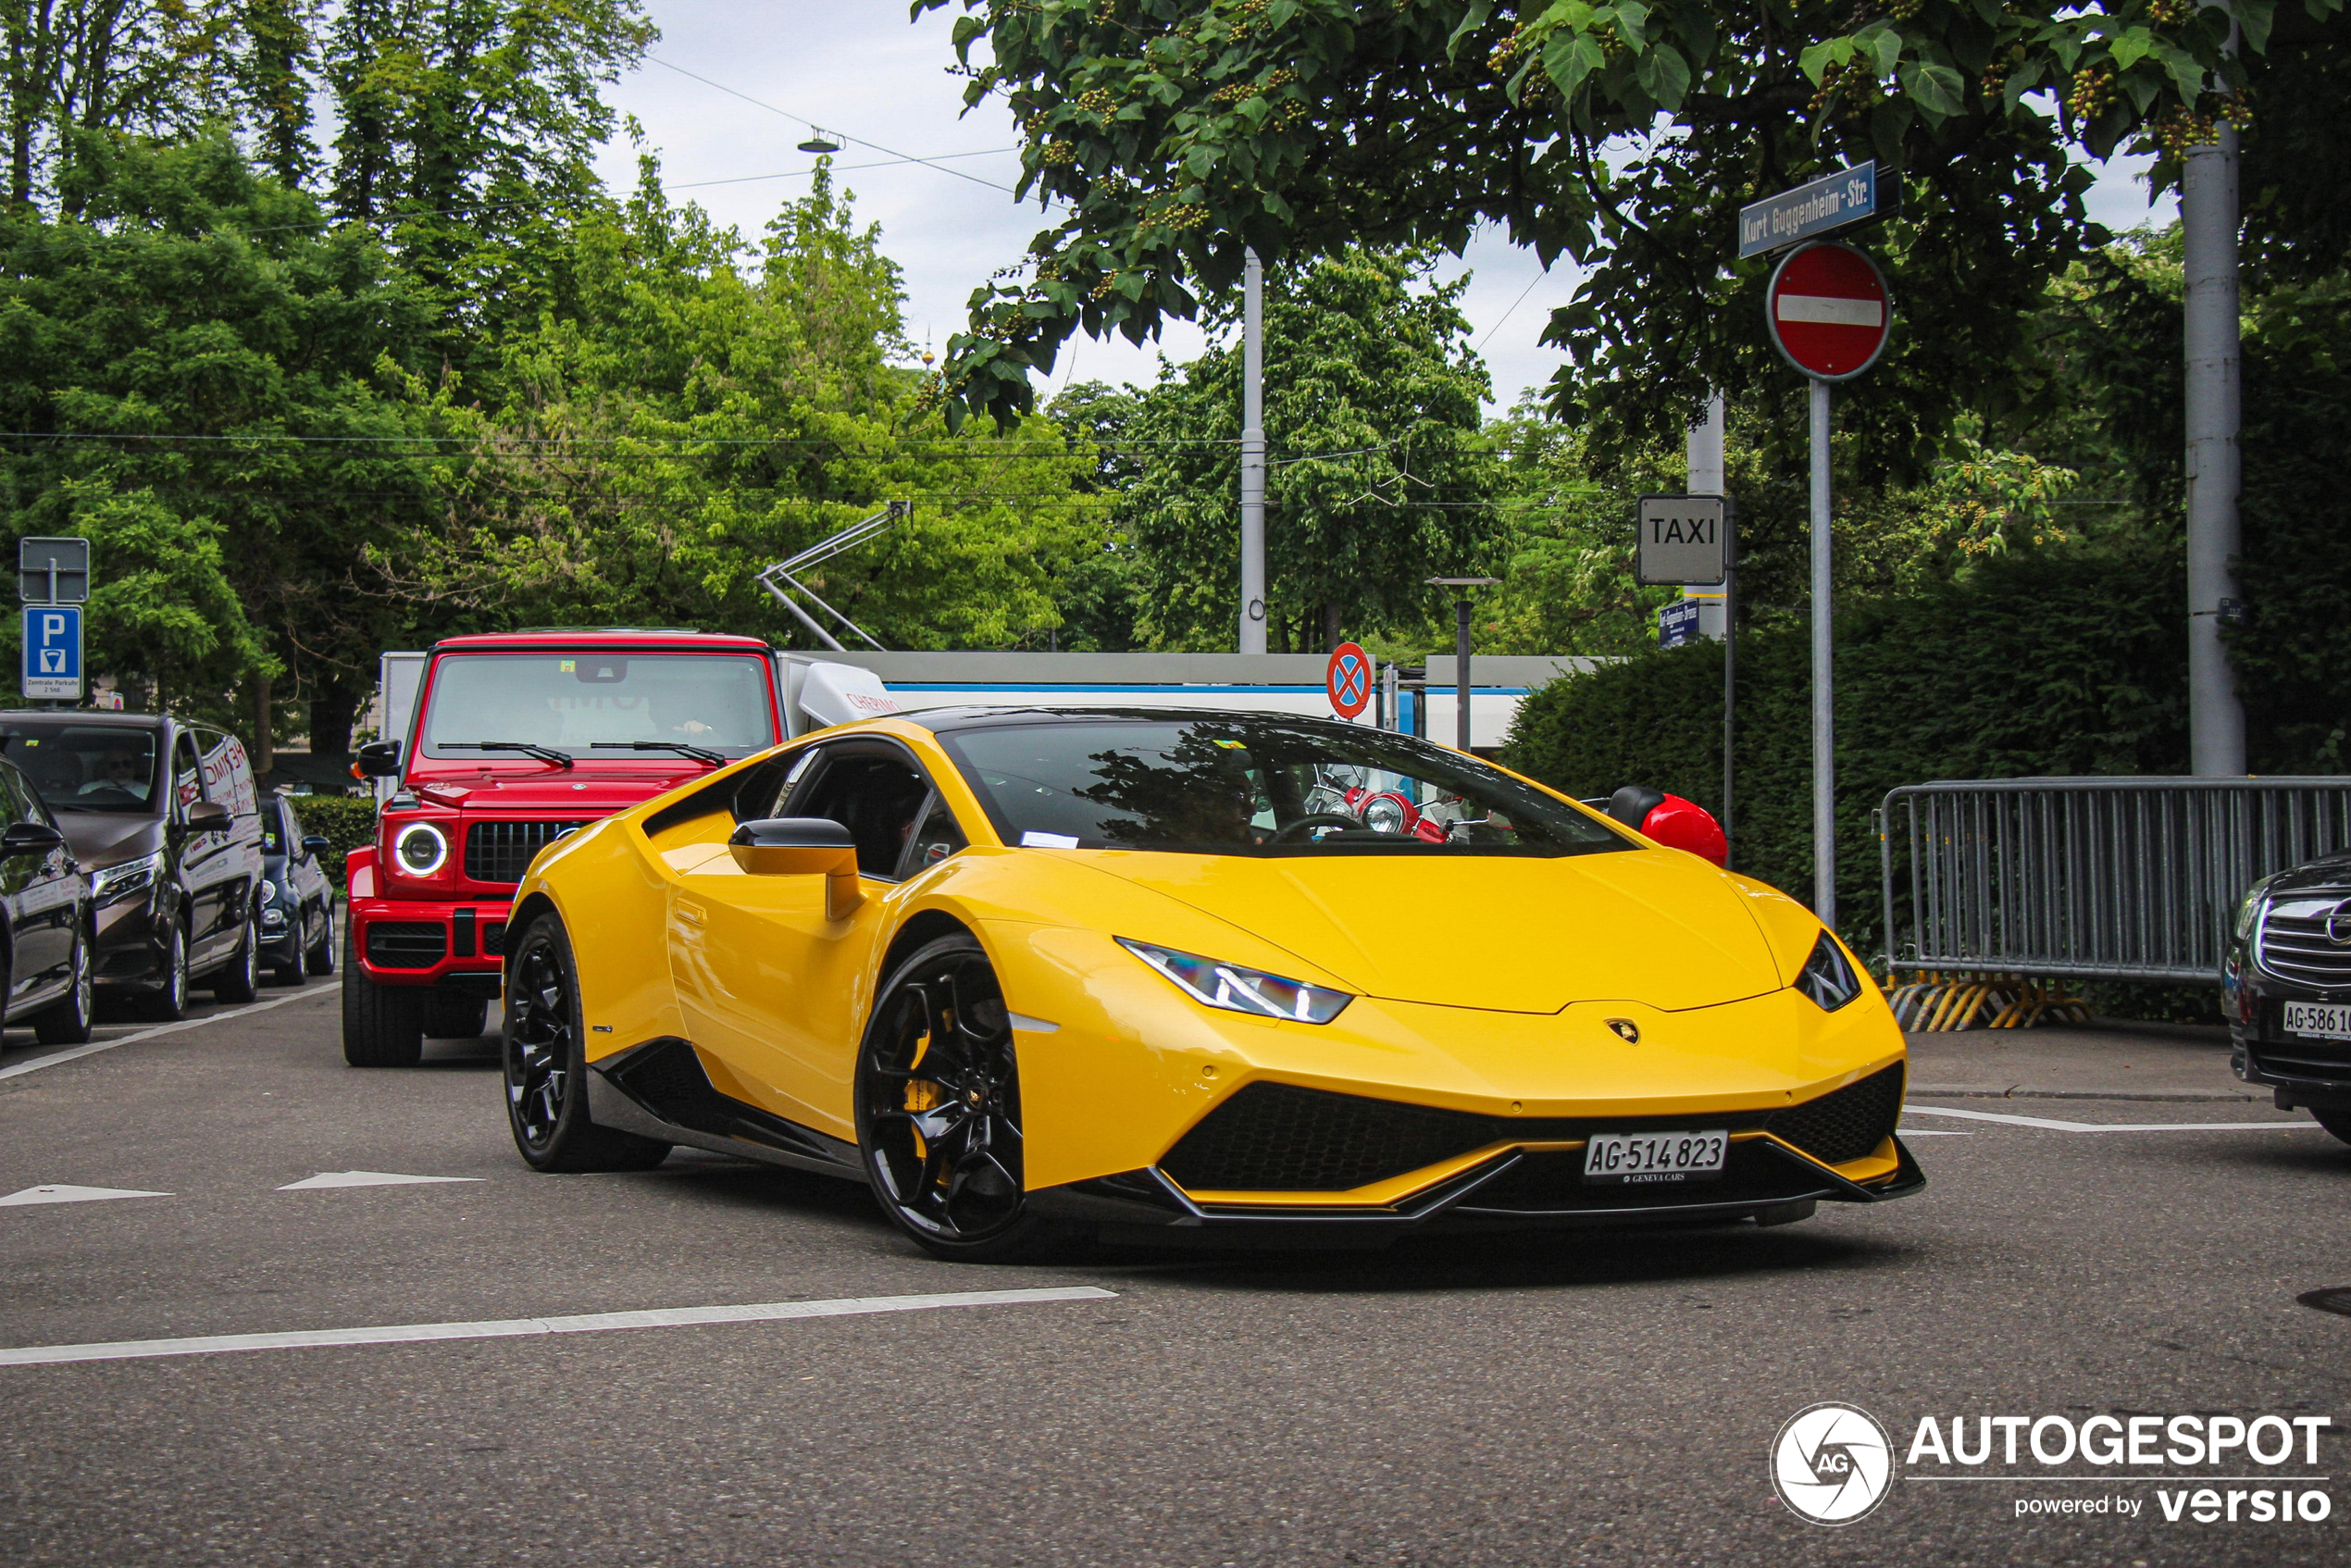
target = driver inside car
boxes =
[77,745,150,803]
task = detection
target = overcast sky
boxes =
[592,3,2180,416]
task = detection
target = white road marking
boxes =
[1907,1104,2313,1133]
[0,1285,1120,1368]
[277,1171,485,1190]
[0,1184,173,1207]
[0,985,331,1082]
[1897,1127,1975,1136]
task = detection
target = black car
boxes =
[2225,853,2351,1147]
[0,713,266,1020]
[0,752,94,1044]
[255,792,335,984]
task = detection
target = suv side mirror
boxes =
[0,819,64,856]
[186,800,232,831]
[302,834,331,856]
[1607,785,1727,868]
[355,740,403,778]
[728,817,863,919]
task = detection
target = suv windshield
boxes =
[418,653,777,761]
[0,722,160,814]
[936,716,1630,858]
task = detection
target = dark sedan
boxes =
[0,753,93,1044]
[2226,852,2351,1146]
[256,793,335,983]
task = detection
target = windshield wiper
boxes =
[446,740,574,768]
[591,740,727,765]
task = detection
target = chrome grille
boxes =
[463,820,589,884]
[2256,893,2351,989]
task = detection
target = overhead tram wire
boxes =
[646,58,1022,197]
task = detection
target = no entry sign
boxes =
[1766,243,1891,381]
[1325,642,1372,720]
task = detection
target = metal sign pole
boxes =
[1810,378,1835,927]
[1722,505,1736,870]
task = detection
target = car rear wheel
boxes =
[305,902,337,977]
[32,931,93,1046]
[212,910,261,1003]
[503,914,669,1173]
[2311,1107,2351,1148]
[135,924,189,1023]
[342,923,424,1067]
[855,934,1061,1263]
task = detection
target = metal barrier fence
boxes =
[1876,778,2351,986]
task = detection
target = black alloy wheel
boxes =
[502,914,668,1173]
[137,923,189,1022]
[32,931,93,1046]
[855,934,1058,1262]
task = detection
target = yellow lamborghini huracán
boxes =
[500,708,1922,1260]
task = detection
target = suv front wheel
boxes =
[342,924,425,1067]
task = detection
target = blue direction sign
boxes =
[1658,598,1703,649]
[22,604,81,700]
[1738,162,1887,259]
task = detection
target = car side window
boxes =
[259,800,285,853]
[172,733,203,818]
[789,749,932,878]
[897,792,967,877]
[0,765,23,831]
[196,728,256,816]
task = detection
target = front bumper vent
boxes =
[1764,1064,1905,1165]
[367,922,447,969]
[1157,1065,1903,1197]
[463,820,589,884]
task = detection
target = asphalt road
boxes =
[2,985,2346,1566]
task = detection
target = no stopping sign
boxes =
[1766,243,1891,381]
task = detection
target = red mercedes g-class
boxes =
[342,629,790,1065]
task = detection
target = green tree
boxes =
[1104,248,1499,652]
[918,0,2337,473]
[0,131,436,744]
[378,163,1105,652]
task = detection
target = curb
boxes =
[1910,1082,2259,1103]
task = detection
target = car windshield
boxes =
[0,723,161,814]
[417,653,777,761]
[936,716,1630,858]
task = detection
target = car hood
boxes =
[52,812,163,869]
[412,770,711,814]
[1081,849,1785,1014]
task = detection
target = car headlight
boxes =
[1117,938,1352,1025]
[392,822,448,877]
[2233,877,2271,942]
[1795,930,1863,1012]
[256,878,278,904]
[92,851,166,906]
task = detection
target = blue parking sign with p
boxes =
[22,604,81,699]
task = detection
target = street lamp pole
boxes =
[1238,246,1267,654]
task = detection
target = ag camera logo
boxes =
[1773,1402,1897,1524]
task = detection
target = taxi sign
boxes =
[1766,243,1891,381]
[1325,642,1372,720]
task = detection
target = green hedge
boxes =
[1499,541,2189,963]
[287,794,378,888]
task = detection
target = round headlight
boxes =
[1361,793,1411,835]
[393,822,448,876]
[256,878,278,903]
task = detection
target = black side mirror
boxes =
[302,834,330,855]
[0,819,64,856]
[355,740,403,778]
[186,800,231,831]
[1605,785,1668,828]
